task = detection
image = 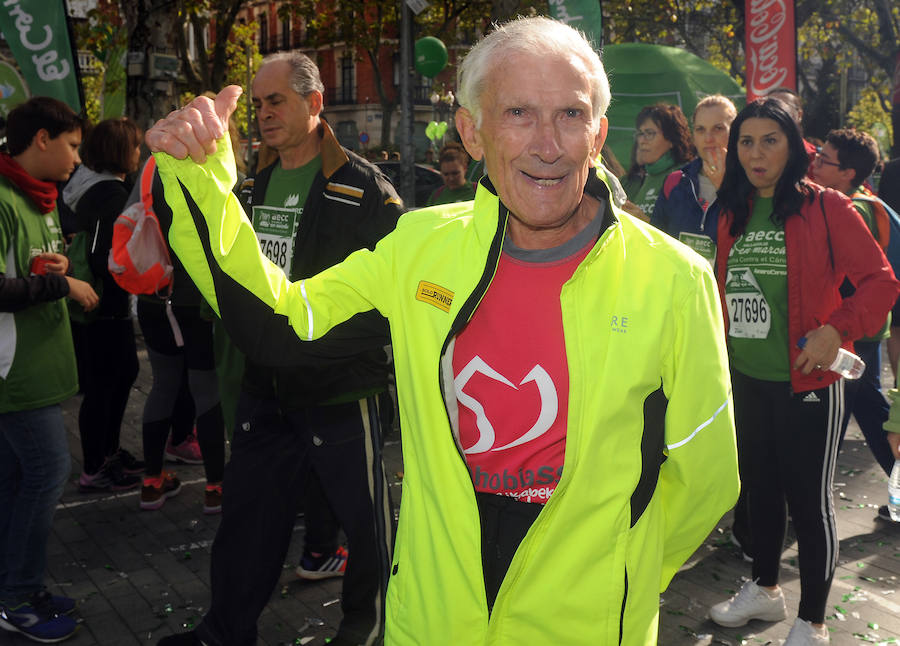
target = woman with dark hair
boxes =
[621,103,693,221]
[707,98,899,645]
[63,118,144,492]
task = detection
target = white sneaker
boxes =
[709,580,787,627]
[784,618,829,645]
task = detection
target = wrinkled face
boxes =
[692,105,732,157]
[737,117,790,198]
[252,60,317,151]
[458,51,605,248]
[42,129,82,182]
[634,118,672,166]
[440,159,466,190]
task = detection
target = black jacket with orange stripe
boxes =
[233,120,404,410]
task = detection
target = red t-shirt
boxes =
[453,239,593,504]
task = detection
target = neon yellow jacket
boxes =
[155,138,739,646]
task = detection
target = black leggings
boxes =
[732,370,843,623]
[71,319,139,474]
[138,300,224,482]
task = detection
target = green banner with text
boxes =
[0,0,81,113]
[547,0,603,49]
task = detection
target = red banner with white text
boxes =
[745,0,797,101]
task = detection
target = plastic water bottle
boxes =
[796,337,865,380]
[889,459,900,522]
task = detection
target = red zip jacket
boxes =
[716,185,900,392]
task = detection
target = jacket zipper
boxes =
[688,171,716,232]
[438,201,508,463]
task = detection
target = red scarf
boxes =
[0,153,58,214]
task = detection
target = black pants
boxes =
[476,492,542,612]
[732,370,843,624]
[196,391,394,646]
[71,319,139,474]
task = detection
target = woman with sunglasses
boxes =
[621,103,693,221]
[707,97,899,645]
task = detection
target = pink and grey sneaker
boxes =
[78,460,141,493]
[165,432,203,465]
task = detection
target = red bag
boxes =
[108,158,173,295]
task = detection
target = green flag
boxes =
[547,0,603,49]
[0,0,81,112]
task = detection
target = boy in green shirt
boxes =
[0,97,96,643]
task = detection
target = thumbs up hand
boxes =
[146,85,243,164]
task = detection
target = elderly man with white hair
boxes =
[146,16,738,646]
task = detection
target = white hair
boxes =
[457,15,610,129]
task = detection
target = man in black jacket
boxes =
[159,52,402,646]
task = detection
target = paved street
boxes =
[5,339,900,645]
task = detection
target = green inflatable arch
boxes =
[601,43,745,171]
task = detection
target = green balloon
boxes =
[435,121,448,139]
[415,37,448,78]
[426,120,438,141]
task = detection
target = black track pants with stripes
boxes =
[732,370,843,624]
[196,391,394,646]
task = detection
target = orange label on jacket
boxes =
[416,281,454,313]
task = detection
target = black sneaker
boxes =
[140,472,182,511]
[114,448,146,474]
[296,546,348,580]
[878,505,900,522]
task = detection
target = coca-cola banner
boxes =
[745,0,797,101]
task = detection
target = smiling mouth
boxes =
[522,171,564,187]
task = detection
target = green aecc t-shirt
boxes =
[725,196,790,381]
[252,156,321,278]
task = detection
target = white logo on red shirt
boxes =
[454,355,559,454]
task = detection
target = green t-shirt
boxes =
[252,157,321,277]
[0,178,78,412]
[725,196,790,381]
[621,151,680,219]
[426,181,477,207]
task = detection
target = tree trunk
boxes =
[123,0,181,132]
[209,0,245,91]
[365,47,395,147]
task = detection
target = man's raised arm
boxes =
[145,88,391,361]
